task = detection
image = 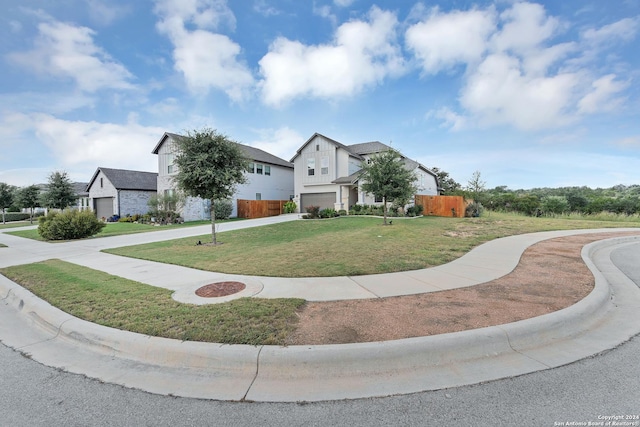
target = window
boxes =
[316,144,320,151]
[167,153,174,174]
[375,195,383,203]
[247,162,255,173]
[265,165,271,176]
[256,163,263,175]
[256,193,261,200]
[321,156,329,175]
[307,158,315,176]
[100,177,103,188]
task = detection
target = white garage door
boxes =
[94,197,113,219]
[300,192,336,211]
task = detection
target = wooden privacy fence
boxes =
[237,199,288,219]
[415,195,467,218]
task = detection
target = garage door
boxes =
[300,192,336,210]
[94,197,113,219]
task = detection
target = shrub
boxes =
[338,209,347,216]
[213,199,233,220]
[2,212,31,222]
[305,205,320,219]
[465,202,484,217]
[319,208,338,218]
[38,210,105,240]
[284,201,297,214]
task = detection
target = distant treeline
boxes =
[477,185,640,216]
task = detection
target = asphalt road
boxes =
[2,245,639,427]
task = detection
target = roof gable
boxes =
[87,167,158,191]
[290,132,363,162]
[154,132,292,169]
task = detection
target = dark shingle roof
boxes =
[87,168,157,191]
[153,132,293,169]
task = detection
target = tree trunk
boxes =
[383,196,388,225]
[210,201,217,245]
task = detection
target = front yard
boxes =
[104,212,640,277]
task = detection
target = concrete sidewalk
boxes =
[1,219,640,401]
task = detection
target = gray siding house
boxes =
[291,133,439,211]
[152,132,294,221]
[86,167,157,219]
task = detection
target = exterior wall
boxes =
[88,170,117,216]
[119,190,156,217]
[415,168,439,195]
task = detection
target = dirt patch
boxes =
[286,232,639,345]
[195,281,246,298]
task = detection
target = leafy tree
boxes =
[41,171,76,210]
[359,149,417,225]
[172,128,249,244]
[0,182,15,224]
[430,167,462,195]
[541,196,570,216]
[15,185,41,224]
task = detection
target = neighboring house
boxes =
[152,132,294,221]
[291,133,439,211]
[72,182,90,211]
[86,167,158,219]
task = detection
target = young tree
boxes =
[42,171,76,210]
[172,128,249,244]
[0,182,15,224]
[466,170,486,217]
[16,185,41,224]
[359,149,416,225]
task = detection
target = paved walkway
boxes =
[1,218,640,401]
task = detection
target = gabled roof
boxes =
[86,167,158,192]
[332,170,362,185]
[73,182,89,196]
[290,132,364,162]
[153,132,293,169]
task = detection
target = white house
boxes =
[291,133,439,211]
[152,132,294,221]
[86,167,158,219]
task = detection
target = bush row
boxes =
[38,210,105,240]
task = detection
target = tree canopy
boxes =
[42,171,76,210]
[359,149,416,225]
[15,185,41,224]
[172,128,249,244]
[0,182,15,224]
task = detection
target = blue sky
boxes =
[1,0,639,190]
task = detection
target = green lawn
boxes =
[104,212,640,277]
[6,219,229,241]
[0,221,33,230]
[0,260,304,345]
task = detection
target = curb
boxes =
[1,234,640,402]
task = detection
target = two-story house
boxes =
[291,133,439,211]
[152,132,294,221]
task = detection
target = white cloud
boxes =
[259,6,405,106]
[490,2,563,55]
[582,17,639,45]
[154,0,254,101]
[409,2,637,132]
[334,0,356,7]
[8,21,134,92]
[32,114,164,172]
[405,7,495,74]
[253,0,280,17]
[247,127,304,161]
[614,135,640,148]
[578,74,629,114]
[460,53,579,130]
[86,0,131,26]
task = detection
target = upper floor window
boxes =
[247,162,255,173]
[256,164,263,175]
[167,153,174,174]
[100,177,103,188]
[265,165,271,176]
[321,156,329,175]
[307,158,315,176]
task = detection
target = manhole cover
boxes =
[195,281,246,298]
